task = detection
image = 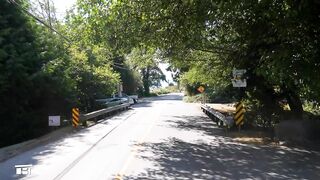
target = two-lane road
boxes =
[1,93,320,179]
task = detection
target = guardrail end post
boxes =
[224,125,229,135]
[82,120,88,127]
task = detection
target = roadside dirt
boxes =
[205,103,236,114]
[228,130,278,146]
[202,103,320,150]
[201,103,278,146]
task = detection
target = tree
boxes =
[107,0,320,122]
[0,0,69,146]
[65,0,169,97]
[65,0,143,95]
[0,0,121,147]
[30,0,58,27]
[126,47,166,96]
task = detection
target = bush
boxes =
[303,101,320,116]
[151,85,179,95]
[206,85,239,103]
[183,94,203,103]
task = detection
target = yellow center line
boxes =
[115,104,162,180]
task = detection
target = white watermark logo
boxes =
[15,164,32,175]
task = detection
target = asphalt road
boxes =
[0,93,320,180]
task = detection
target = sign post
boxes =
[231,69,247,130]
[232,69,247,88]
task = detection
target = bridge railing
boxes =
[79,103,131,124]
[200,104,234,128]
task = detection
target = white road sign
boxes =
[232,69,247,87]
[232,79,247,87]
[233,69,246,79]
[48,116,60,126]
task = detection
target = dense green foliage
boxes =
[65,0,166,96]
[0,0,120,147]
[1,0,320,146]
[0,0,52,146]
[107,0,320,126]
[152,84,180,96]
[0,0,168,147]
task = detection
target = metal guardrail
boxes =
[201,104,234,128]
[80,103,130,122]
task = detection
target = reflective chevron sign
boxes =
[72,108,80,128]
[234,102,245,126]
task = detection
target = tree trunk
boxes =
[282,87,303,120]
[247,73,283,127]
[142,67,150,96]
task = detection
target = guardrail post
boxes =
[80,114,88,127]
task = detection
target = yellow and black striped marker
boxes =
[234,102,245,126]
[72,108,80,127]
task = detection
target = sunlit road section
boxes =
[1,93,320,180]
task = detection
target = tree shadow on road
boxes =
[165,115,227,137]
[0,113,127,179]
[131,102,153,108]
[123,115,320,180]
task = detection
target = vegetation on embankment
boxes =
[0,0,165,147]
[151,85,180,96]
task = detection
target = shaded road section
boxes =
[0,93,319,179]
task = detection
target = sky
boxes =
[51,0,173,87]
[52,0,76,17]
